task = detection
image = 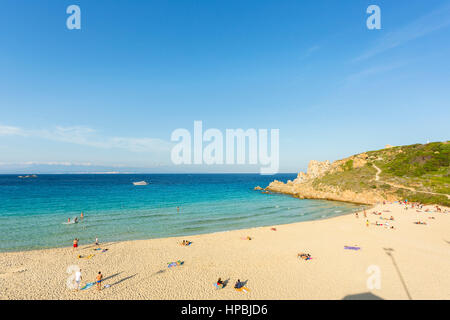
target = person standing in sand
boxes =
[73,238,78,251]
[96,271,103,291]
[95,237,99,246]
[75,269,82,290]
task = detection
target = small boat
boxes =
[133,181,149,186]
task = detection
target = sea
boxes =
[0,174,362,252]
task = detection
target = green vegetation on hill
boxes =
[313,141,450,206]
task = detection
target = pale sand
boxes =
[1,202,449,300]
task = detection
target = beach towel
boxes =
[168,260,184,268]
[240,236,252,240]
[235,286,250,293]
[214,283,224,289]
[80,282,96,290]
[270,228,277,231]
[344,246,361,250]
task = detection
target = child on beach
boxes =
[96,271,103,291]
[73,238,79,251]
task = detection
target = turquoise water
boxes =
[0,174,361,252]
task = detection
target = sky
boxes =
[0,0,449,173]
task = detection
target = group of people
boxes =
[181,240,192,246]
[215,278,244,289]
[73,237,99,250]
[355,210,368,219]
[74,269,103,291]
[68,212,84,224]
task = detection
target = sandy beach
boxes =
[0,202,449,300]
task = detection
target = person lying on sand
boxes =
[234,279,242,289]
[414,221,427,225]
[297,253,312,260]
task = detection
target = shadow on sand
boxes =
[342,292,384,300]
[383,247,412,300]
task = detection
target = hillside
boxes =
[263,142,450,206]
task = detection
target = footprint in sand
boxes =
[0,267,28,278]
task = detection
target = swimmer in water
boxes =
[80,212,84,220]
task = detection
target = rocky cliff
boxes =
[262,142,450,206]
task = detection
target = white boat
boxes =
[133,181,149,186]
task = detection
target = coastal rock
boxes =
[254,186,263,191]
[307,160,331,178]
[264,155,395,205]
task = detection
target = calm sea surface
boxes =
[0,174,361,252]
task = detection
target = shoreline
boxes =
[0,196,364,254]
[1,202,449,299]
[264,189,374,206]
[0,204,364,255]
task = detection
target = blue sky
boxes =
[0,0,449,173]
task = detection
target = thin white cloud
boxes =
[355,4,450,62]
[300,45,320,60]
[346,60,411,82]
[0,125,26,136]
[0,124,173,153]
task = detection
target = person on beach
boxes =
[74,217,78,223]
[177,206,180,213]
[355,212,359,218]
[95,237,99,246]
[96,271,103,291]
[75,269,82,290]
[366,220,369,227]
[73,238,79,251]
[217,278,224,286]
[68,217,71,223]
[80,212,84,220]
[364,210,367,218]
